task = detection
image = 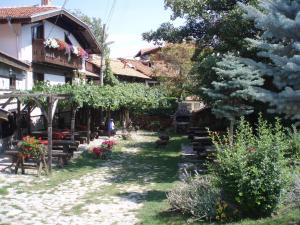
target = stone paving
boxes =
[0,132,152,225]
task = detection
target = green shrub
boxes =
[286,126,300,165]
[167,174,220,220]
[211,117,289,218]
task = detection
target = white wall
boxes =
[44,21,81,47]
[0,78,9,90]
[44,74,65,85]
[25,72,34,90]
[0,24,21,58]
[19,24,33,62]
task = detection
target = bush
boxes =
[167,174,220,220]
[286,126,300,165]
[211,117,289,218]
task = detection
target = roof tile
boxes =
[0,6,58,19]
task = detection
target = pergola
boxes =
[0,92,70,172]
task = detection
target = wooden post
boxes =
[16,99,21,139]
[71,107,76,142]
[87,107,91,144]
[47,96,53,172]
[27,104,31,135]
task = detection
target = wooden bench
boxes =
[51,150,70,168]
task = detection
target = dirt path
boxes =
[0,132,155,225]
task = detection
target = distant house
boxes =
[87,56,151,83]
[0,0,100,87]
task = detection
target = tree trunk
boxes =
[87,108,91,144]
[16,99,21,139]
[107,108,111,137]
[122,108,126,132]
[27,104,31,135]
[71,107,76,142]
[124,109,130,128]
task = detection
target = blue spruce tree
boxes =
[239,0,300,123]
[204,54,263,138]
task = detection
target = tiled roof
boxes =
[134,47,161,58]
[119,59,154,77]
[110,59,151,80]
[0,6,58,19]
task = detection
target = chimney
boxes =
[41,0,52,6]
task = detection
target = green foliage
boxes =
[286,127,300,165]
[153,43,196,99]
[103,59,119,86]
[31,82,173,112]
[203,53,264,122]
[211,117,289,218]
[167,175,220,220]
[239,0,300,122]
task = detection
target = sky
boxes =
[0,0,183,58]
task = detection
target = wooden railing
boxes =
[32,39,82,69]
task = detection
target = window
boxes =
[65,76,72,84]
[33,73,44,84]
[32,24,44,40]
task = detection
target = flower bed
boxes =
[17,136,47,160]
[89,139,117,160]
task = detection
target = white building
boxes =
[0,0,100,90]
[0,0,101,150]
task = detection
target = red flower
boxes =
[93,147,103,157]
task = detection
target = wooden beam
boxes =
[71,107,77,142]
[27,104,31,135]
[32,97,48,122]
[51,99,59,120]
[0,93,69,100]
[16,99,21,140]
[1,97,14,109]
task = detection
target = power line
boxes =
[106,0,117,28]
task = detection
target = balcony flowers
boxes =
[17,136,47,160]
[44,38,59,49]
[44,38,88,59]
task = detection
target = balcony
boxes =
[32,39,82,69]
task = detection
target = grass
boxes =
[0,187,8,196]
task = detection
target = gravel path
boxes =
[0,132,153,225]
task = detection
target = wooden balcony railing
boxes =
[32,39,82,69]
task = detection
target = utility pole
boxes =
[99,24,106,86]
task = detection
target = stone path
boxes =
[0,132,153,225]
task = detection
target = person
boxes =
[108,118,115,136]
